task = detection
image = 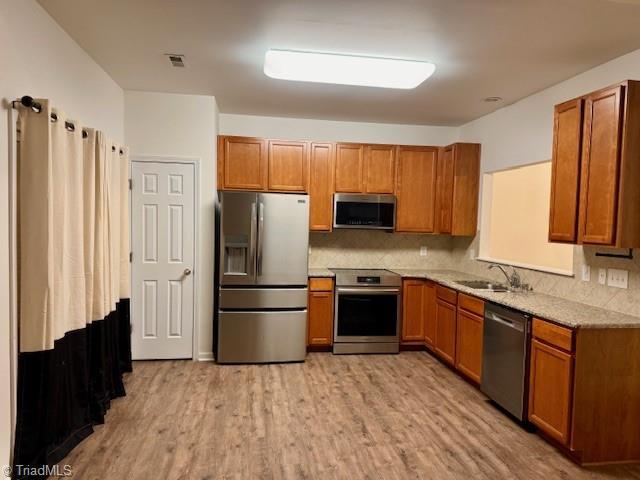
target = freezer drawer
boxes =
[217,310,307,363]
[219,288,307,309]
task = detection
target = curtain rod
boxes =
[11,95,125,154]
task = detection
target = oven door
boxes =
[334,287,400,343]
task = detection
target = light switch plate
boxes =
[607,268,629,289]
[420,246,428,257]
[581,265,591,282]
[598,268,607,285]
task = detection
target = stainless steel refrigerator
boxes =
[215,191,309,363]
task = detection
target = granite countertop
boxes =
[308,268,335,278]
[389,269,640,329]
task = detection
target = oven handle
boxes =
[336,287,400,295]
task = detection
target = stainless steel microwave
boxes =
[333,193,396,230]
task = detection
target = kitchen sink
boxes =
[454,280,509,292]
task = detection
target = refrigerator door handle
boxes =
[257,200,264,276]
[249,202,257,277]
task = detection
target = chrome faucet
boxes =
[488,264,529,291]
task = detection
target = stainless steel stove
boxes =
[330,269,401,354]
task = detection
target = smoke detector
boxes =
[165,54,185,67]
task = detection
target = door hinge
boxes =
[129,251,133,263]
[128,178,132,190]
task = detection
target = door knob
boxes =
[184,268,192,276]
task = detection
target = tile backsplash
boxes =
[450,236,640,318]
[309,230,454,269]
[309,230,639,317]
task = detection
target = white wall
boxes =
[0,0,124,468]
[124,91,218,361]
[220,113,459,146]
[460,48,640,173]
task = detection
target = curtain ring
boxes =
[65,121,75,132]
[82,130,88,139]
[112,146,116,152]
[50,113,58,122]
[119,149,124,155]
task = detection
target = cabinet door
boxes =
[308,143,335,231]
[450,143,481,236]
[401,280,425,342]
[423,282,437,348]
[308,290,334,346]
[364,144,395,194]
[455,308,483,383]
[395,146,438,232]
[528,339,574,445]
[218,136,266,190]
[579,85,624,245]
[435,299,457,365]
[335,143,364,192]
[437,146,454,234]
[268,140,308,191]
[549,99,584,243]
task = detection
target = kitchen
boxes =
[3,1,640,479]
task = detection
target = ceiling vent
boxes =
[165,54,185,67]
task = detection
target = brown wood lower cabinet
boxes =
[435,298,457,365]
[455,303,484,384]
[529,337,574,445]
[401,280,425,342]
[424,282,437,348]
[528,318,640,464]
[307,278,334,347]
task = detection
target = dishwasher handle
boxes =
[486,312,526,332]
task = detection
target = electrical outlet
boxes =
[419,246,428,257]
[598,268,607,285]
[607,268,629,289]
[581,265,591,282]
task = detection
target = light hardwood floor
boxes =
[60,352,640,479]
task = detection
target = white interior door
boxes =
[131,161,195,359]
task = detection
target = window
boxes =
[478,161,574,276]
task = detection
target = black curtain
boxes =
[12,299,131,479]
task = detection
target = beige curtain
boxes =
[18,100,130,352]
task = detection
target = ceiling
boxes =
[38,0,640,126]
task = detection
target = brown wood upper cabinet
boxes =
[267,140,309,192]
[334,143,364,192]
[548,99,583,242]
[218,136,267,190]
[334,143,396,194]
[549,80,640,248]
[436,143,481,236]
[364,144,396,193]
[395,146,439,232]
[308,142,335,231]
[218,135,308,192]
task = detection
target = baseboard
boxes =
[198,351,215,362]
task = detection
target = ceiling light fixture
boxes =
[264,49,436,89]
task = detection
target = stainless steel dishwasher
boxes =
[481,303,531,421]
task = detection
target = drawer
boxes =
[532,318,574,353]
[309,277,334,292]
[458,293,484,317]
[436,285,457,305]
